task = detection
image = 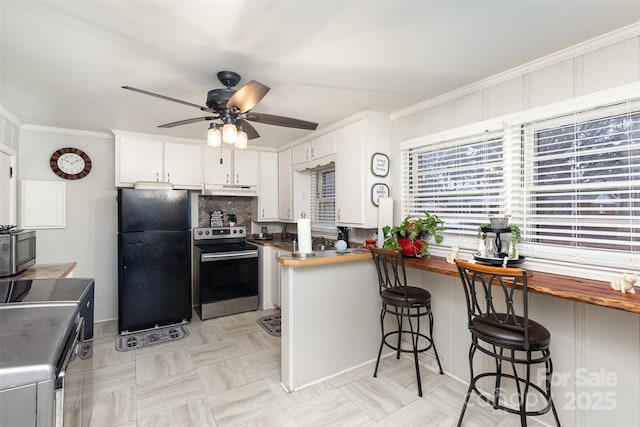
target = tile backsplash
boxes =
[198,195,253,227]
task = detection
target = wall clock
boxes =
[50,147,92,180]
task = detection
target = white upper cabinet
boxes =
[233,149,259,186]
[203,146,232,185]
[291,143,310,165]
[165,142,202,187]
[114,131,202,189]
[335,121,365,225]
[278,149,293,221]
[310,131,336,160]
[252,151,279,221]
[334,111,390,228]
[291,132,336,166]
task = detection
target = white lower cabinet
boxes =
[258,245,290,309]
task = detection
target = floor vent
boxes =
[115,325,189,351]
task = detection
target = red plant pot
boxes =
[398,237,423,257]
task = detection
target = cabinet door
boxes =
[0,151,12,225]
[203,146,232,185]
[164,142,202,187]
[233,150,259,186]
[278,149,292,220]
[291,142,310,164]
[257,152,278,220]
[118,136,163,184]
[310,132,336,159]
[335,120,364,225]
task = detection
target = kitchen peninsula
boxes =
[277,249,388,392]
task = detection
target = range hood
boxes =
[202,184,257,197]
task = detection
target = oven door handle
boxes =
[201,251,258,261]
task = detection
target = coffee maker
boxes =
[337,226,349,248]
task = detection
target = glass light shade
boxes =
[222,123,237,144]
[236,130,248,149]
[207,125,221,147]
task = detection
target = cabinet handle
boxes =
[236,174,239,184]
[305,148,309,160]
[167,173,171,182]
[311,146,315,159]
[156,172,159,182]
[287,209,291,218]
[262,209,264,218]
[337,209,341,221]
[226,174,229,183]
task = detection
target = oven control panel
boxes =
[193,226,246,240]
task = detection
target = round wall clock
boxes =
[50,147,92,180]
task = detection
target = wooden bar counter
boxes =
[11,262,77,280]
[403,255,640,314]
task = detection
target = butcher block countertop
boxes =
[11,262,77,280]
[277,248,372,266]
[277,247,640,314]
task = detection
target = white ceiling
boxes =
[1,1,638,148]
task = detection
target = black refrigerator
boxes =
[117,188,192,334]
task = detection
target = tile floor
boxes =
[86,309,515,427]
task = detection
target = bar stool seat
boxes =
[455,258,561,427]
[370,247,443,397]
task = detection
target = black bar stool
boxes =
[454,259,561,426]
[370,247,443,397]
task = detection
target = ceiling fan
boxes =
[122,71,318,148]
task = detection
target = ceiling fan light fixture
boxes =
[207,123,221,147]
[236,126,248,149]
[222,123,237,144]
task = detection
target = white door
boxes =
[335,120,364,225]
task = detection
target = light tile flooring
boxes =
[87,309,515,427]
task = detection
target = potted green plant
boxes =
[227,213,237,226]
[382,212,445,258]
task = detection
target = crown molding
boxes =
[0,106,23,128]
[22,124,113,139]
[391,22,640,120]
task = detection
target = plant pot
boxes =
[398,237,423,257]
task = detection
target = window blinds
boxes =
[402,129,504,239]
[309,166,336,228]
[522,99,639,253]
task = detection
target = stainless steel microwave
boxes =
[0,230,36,277]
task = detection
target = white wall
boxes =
[389,25,640,427]
[18,127,118,322]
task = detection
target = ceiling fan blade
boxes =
[245,112,318,130]
[235,119,260,140]
[158,116,217,128]
[226,80,270,114]
[122,86,214,113]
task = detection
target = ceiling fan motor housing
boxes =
[206,88,235,110]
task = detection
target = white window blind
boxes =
[523,99,640,255]
[402,129,504,240]
[309,165,335,229]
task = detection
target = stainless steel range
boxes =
[193,226,259,320]
[0,278,95,427]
